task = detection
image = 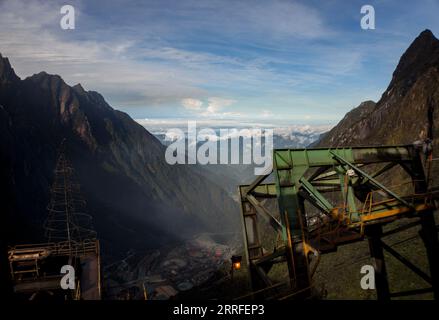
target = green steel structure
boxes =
[239,145,439,300]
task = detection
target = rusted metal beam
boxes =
[246,194,283,234]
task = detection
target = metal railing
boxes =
[8,239,98,260]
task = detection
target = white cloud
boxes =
[182,98,203,110]
[136,118,333,133]
[180,97,238,118]
[205,97,236,115]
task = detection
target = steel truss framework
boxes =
[239,145,439,300]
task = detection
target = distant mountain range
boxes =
[149,125,328,150]
[147,124,329,191]
[0,54,239,260]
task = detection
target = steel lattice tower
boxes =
[44,142,96,246]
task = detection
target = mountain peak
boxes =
[407,29,439,55]
[73,83,87,95]
[0,53,19,84]
[28,71,63,82]
[417,29,436,41]
[26,72,72,95]
[388,29,439,92]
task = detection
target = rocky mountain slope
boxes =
[0,54,239,259]
[318,29,439,152]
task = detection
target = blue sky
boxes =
[1,0,439,126]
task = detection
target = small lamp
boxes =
[230,255,242,280]
[231,255,242,270]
